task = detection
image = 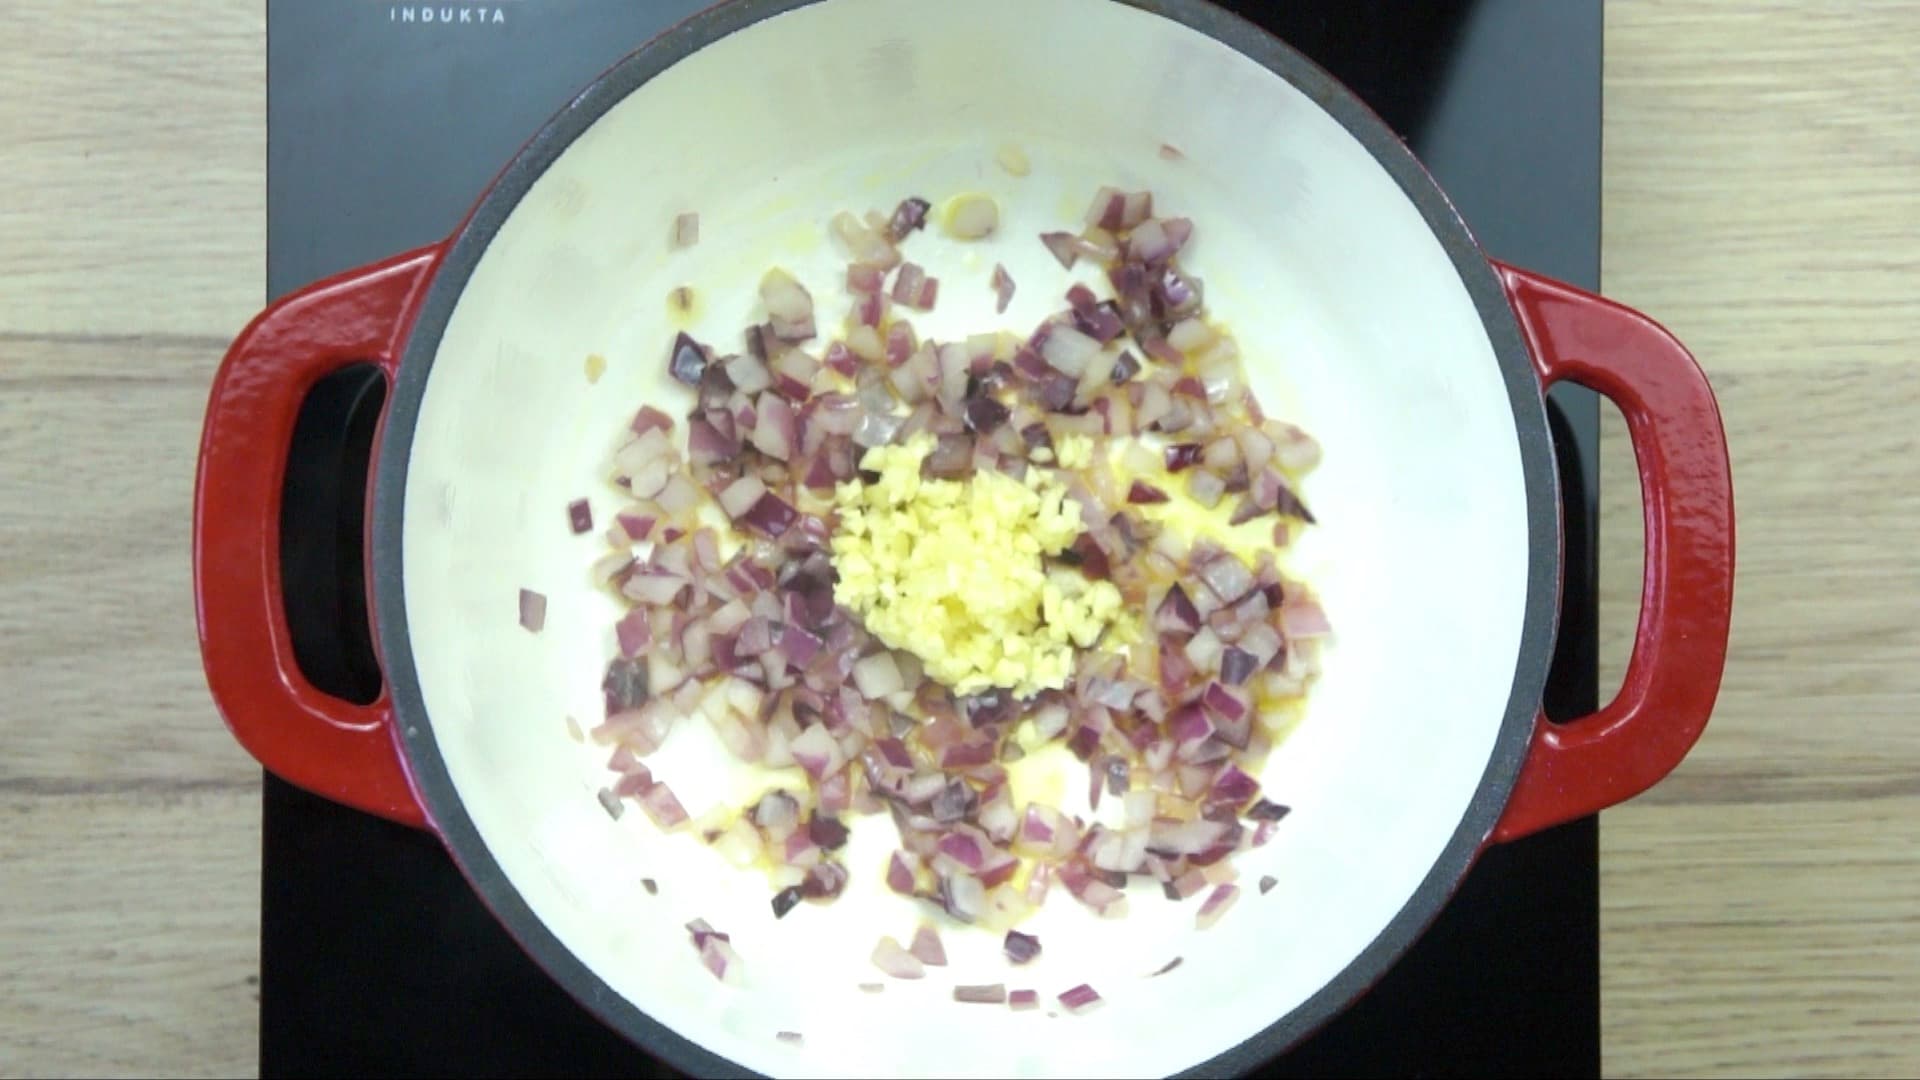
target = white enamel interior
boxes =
[397,0,1535,1075]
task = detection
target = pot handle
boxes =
[1488,263,1734,844]
[193,246,444,831]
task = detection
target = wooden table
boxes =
[4,2,1915,1076]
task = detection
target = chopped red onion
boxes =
[776,1031,803,1046]
[789,724,846,781]
[768,348,819,401]
[1085,186,1126,230]
[853,410,905,449]
[939,872,987,922]
[1039,230,1079,268]
[1008,989,1040,1011]
[595,786,624,820]
[724,353,774,396]
[741,493,799,538]
[1219,646,1258,686]
[1202,681,1249,722]
[672,211,699,249]
[639,780,688,829]
[886,851,918,894]
[1037,323,1100,377]
[1127,480,1169,505]
[936,830,988,870]
[752,789,800,830]
[1247,798,1292,822]
[852,651,904,699]
[715,475,766,519]
[1163,442,1202,472]
[954,984,1008,1004]
[749,394,797,460]
[1198,554,1255,605]
[760,268,816,342]
[871,935,926,980]
[1280,600,1333,638]
[910,924,948,966]
[518,588,547,633]
[566,498,594,534]
[992,263,1016,313]
[1003,929,1042,965]
[699,934,740,982]
[667,331,708,386]
[1196,883,1240,929]
[887,196,931,241]
[1058,983,1104,1014]
[891,262,932,310]
[1150,956,1184,977]
[1211,765,1260,807]
[614,610,653,659]
[1148,817,1231,858]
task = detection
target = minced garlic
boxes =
[830,433,1124,698]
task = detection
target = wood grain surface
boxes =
[2,1,1915,1077]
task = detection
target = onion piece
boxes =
[992,263,1016,313]
[833,211,900,269]
[1259,875,1278,895]
[750,394,797,461]
[760,268,816,342]
[1196,883,1240,929]
[886,851,918,894]
[954,984,1008,1004]
[567,498,593,534]
[1058,983,1104,1014]
[871,936,926,980]
[852,651,905,699]
[939,872,987,922]
[698,935,740,982]
[888,196,931,240]
[1127,481,1169,505]
[1037,323,1101,378]
[671,211,699,249]
[718,476,768,520]
[1148,817,1230,857]
[742,493,799,538]
[724,353,773,396]
[1009,989,1040,1011]
[1247,798,1292,822]
[1039,231,1079,269]
[910,924,948,966]
[1281,600,1333,638]
[595,787,624,820]
[891,262,939,311]
[638,780,689,829]
[1084,186,1126,229]
[667,332,708,386]
[655,473,702,518]
[517,588,547,633]
[1003,930,1042,965]
[1211,765,1260,808]
[1219,646,1258,686]
[789,724,847,781]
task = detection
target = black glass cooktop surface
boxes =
[262,2,1603,1075]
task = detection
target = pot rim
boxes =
[368,0,1562,1074]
